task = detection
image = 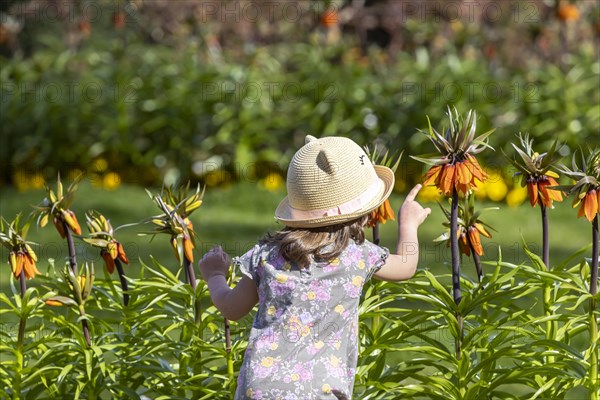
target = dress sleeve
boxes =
[364,240,390,281]
[232,244,261,286]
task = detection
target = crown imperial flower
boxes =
[412,107,494,197]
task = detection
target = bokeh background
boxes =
[1,0,599,284]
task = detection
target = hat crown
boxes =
[286,136,379,211]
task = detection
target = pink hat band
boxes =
[286,180,383,219]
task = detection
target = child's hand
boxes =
[198,245,231,281]
[399,184,431,229]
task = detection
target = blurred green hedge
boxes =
[1,1,599,188]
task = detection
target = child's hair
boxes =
[261,216,368,268]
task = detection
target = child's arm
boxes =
[374,184,431,281]
[198,246,259,321]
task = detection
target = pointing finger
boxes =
[405,184,422,202]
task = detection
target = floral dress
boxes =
[233,239,389,400]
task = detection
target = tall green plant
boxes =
[412,106,494,359]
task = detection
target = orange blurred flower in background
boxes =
[557,2,580,22]
[321,8,339,28]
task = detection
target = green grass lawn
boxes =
[0,180,592,293]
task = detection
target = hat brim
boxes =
[275,165,395,228]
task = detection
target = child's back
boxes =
[234,239,388,399]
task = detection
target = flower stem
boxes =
[14,270,26,400]
[468,239,483,284]
[184,256,202,327]
[79,305,91,347]
[19,269,26,298]
[450,189,461,304]
[63,221,78,275]
[115,259,129,306]
[372,223,380,245]
[591,215,598,297]
[225,317,234,394]
[450,188,462,359]
[590,215,599,399]
[540,204,556,366]
[540,204,549,270]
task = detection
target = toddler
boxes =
[199,135,430,399]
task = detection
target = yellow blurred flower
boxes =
[276,274,288,283]
[291,373,300,381]
[204,169,231,187]
[29,173,45,189]
[322,384,332,394]
[259,172,284,192]
[13,171,29,192]
[484,179,508,202]
[307,291,316,300]
[506,186,528,207]
[357,260,365,269]
[315,340,324,349]
[267,306,276,316]
[334,304,345,314]
[92,158,108,173]
[270,343,278,350]
[103,172,121,191]
[417,184,442,202]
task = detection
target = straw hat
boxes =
[275,135,395,228]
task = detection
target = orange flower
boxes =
[113,11,125,29]
[367,199,395,227]
[424,159,484,197]
[577,189,599,222]
[10,250,40,280]
[525,175,563,208]
[183,235,194,262]
[423,165,442,186]
[116,242,129,264]
[439,164,455,196]
[321,9,338,28]
[527,177,538,207]
[101,250,115,274]
[465,154,487,182]
[53,217,66,238]
[62,210,82,235]
[413,108,494,198]
[557,3,579,21]
[538,176,563,207]
[79,20,91,36]
[458,228,470,257]
[468,226,484,256]
[22,252,40,279]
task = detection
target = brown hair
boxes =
[261,216,367,268]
